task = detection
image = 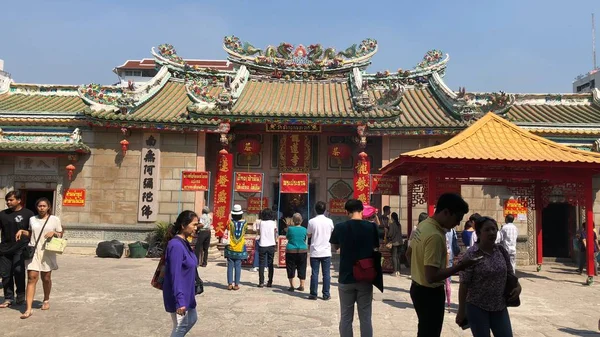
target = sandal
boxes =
[41,301,50,310]
[0,301,11,308]
[20,311,32,319]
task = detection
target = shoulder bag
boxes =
[150,254,166,290]
[45,218,67,254]
[23,216,51,260]
[499,245,520,307]
[348,221,377,283]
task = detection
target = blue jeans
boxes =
[310,257,331,297]
[466,303,513,337]
[170,308,198,337]
[253,240,260,268]
[227,258,242,285]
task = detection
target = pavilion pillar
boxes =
[427,171,436,216]
[194,131,206,212]
[585,176,595,285]
[535,182,543,271]
[407,179,413,237]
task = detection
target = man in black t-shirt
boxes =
[0,191,34,307]
[330,199,380,337]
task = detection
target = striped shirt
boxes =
[500,223,518,255]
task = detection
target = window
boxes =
[123,70,143,77]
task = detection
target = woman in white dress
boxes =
[15,197,63,319]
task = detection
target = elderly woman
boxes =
[224,205,248,291]
[457,216,521,337]
[285,213,308,292]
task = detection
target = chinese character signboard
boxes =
[181,171,210,191]
[328,199,347,215]
[15,157,58,175]
[266,124,321,133]
[63,189,85,206]
[138,133,160,222]
[279,134,311,172]
[370,174,400,195]
[212,149,233,238]
[280,173,309,194]
[277,236,288,267]
[233,172,263,193]
[247,197,268,213]
[504,199,527,220]
[353,152,371,204]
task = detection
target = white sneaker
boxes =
[251,267,258,272]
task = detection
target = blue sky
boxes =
[2,0,599,93]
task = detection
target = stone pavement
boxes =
[0,254,599,337]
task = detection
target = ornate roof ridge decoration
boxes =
[222,35,377,74]
[79,66,172,113]
[0,127,90,153]
[186,65,249,112]
[593,88,600,107]
[151,44,236,78]
[512,93,593,106]
[362,49,449,84]
[0,71,12,95]
[350,68,405,112]
[428,72,515,122]
[7,83,81,96]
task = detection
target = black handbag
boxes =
[499,245,520,307]
[23,216,51,260]
[195,270,204,295]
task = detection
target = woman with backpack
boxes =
[162,210,199,336]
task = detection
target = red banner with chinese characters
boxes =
[279,134,311,172]
[63,189,86,207]
[212,150,233,238]
[233,172,263,193]
[370,174,400,195]
[181,171,209,191]
[503,199,527,219]
[277,236,288,267]
[353,152,371,204]
[247,197,269,213]
[328,199,347,215]
[280,173,309,194]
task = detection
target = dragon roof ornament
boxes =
[185,66,249,112]
[222,36,378,74]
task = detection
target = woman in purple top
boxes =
[457,216,521,337]
[163,210,199,337]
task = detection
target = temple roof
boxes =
[2,37,600,138]
[381,113,600,175]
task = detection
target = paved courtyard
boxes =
[0,254,598,337]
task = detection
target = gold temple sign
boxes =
[266,124,321,133]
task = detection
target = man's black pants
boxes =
[410,281,445,337]
[0,250,25,302]
[195,231,211,267]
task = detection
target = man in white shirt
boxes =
[307,201,334,300]
[500,214,518,272]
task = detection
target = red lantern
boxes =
[66,164,76,181]
[120,139,130,155]
[328,143,351,165]
[236,138,261,159]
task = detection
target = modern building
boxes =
[1,37,600,266]
[573,68,600,93]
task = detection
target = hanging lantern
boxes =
[66,164,76,181]
[236,138,261,160]
[328,143,351,165]
[120,139,130,155]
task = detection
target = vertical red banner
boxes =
[212,149,233,238]
[353,152,371,204]
[279,134,311,172]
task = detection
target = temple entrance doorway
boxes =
[20,189,55,215]
[273,182,316,225]
[541,202,574,258]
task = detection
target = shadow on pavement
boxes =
[382,299,414,310]
[557,326,599,336]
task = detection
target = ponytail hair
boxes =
[163,210,198,247]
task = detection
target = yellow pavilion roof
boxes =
[381,113,600,174]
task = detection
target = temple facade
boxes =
[1,36,600,265]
